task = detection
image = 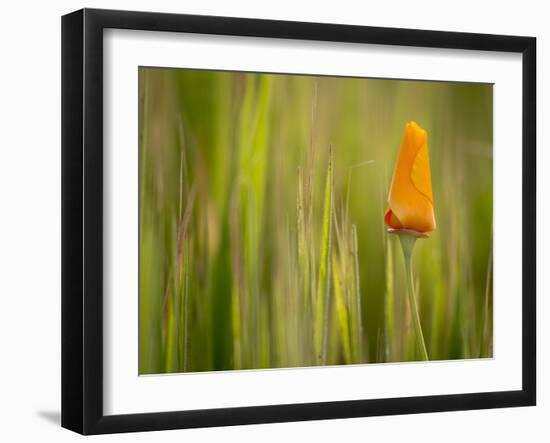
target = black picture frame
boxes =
[62,8,536,435]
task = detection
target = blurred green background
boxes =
[139,67,493,374]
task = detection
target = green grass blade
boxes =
[314,149,333,365]
[480,229,493,357]
[331,253,352,363]
[384,236,394,362]
[182,237,191,371]
[350,224,363,363]
[297,167,310,313]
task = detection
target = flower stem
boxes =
[398,234,429,361]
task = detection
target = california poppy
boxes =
[385,122,436,234]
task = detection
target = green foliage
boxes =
[139,68,493,374]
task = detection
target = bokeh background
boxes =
[139,67,493,374]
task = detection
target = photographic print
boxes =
[138,67,493,375]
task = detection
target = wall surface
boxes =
[0,0,546,441]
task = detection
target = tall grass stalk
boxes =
[385,236,394,361]
[350,224,363,363]
[182,237,191,371]
[398,233,429,361]
[331,253,352,363]
[314,149,333,365]
[480,228,493,357]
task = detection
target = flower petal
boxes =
[385,207,403,229]
[411,141,433,204]
[384,122,436,233]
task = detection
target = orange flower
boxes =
[384,122,436,234]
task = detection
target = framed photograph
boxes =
[61,8,536,435]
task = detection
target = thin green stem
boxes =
[399,234,429,361]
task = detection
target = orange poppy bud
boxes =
[384,122,436,234]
